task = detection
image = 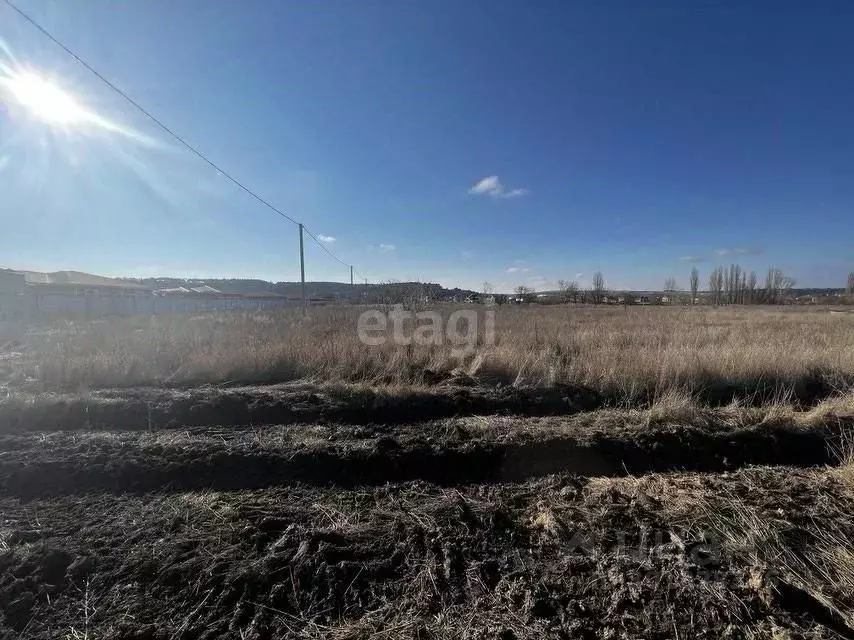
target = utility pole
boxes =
[298,223,306,314]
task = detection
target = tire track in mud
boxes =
[0,420,842,496]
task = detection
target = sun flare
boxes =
[0,67,154,145]
[2,71,93,126]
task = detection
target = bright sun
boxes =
[3,71,92,126]
[0,61,153,146]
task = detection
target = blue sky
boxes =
[1,0,852,291]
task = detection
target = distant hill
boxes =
[128,277,477,302]
[7,270,845,301]
[3,269,479,302]
[788,288,846,296]
[15,270,150,289]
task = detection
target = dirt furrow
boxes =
[0,382,607,433]
[0,419,841,496]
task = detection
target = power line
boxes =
[303,228,349,268]
[353,268,370,284]
[1,0,295,227]
[2,0,364,280]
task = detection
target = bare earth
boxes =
[1,383,853,639]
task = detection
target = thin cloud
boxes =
[504,188,529,198]
[506,266,530,273]
[367,243,397,253]
[469,176,529,199]
[679,255,705,263]
[317,234,336,243]
[715,246,763,257]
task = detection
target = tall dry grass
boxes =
[13,305,854,404]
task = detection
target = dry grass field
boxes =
[11,304,854,405]
[2,304,854,638]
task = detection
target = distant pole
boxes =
[298,223,306,313]
[350,265,354,287]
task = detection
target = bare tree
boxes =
[723,264,741,305]
[557,279,579,303]
[591,271,605,304]
[709,267,724,305]
[734,264,742,304]
[746,271,758,304]
[781,274,796,299]
[764,268,796,304]
[514,285,534,300]
[847,272,854,296]
[689,267,699,305]
[482,282,494,295]
[662,277,677,304]
[764,268,778,304]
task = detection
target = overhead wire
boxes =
[2,0,366,281]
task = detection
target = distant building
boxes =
[189,285,221,295]
[0,269,27,322]
[0,268,297,320]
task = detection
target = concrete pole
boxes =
[299,223,306,314]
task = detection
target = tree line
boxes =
[695,265,795,305]
[529,266,814,305]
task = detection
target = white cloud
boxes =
[470,176,501,195]
[715,246,762,257]
[575,272,584,279]
[317,234,336,243]
[469,175,529,199]
[506,266,530,273]
[679,255,704,262]
[504,188,529,198]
